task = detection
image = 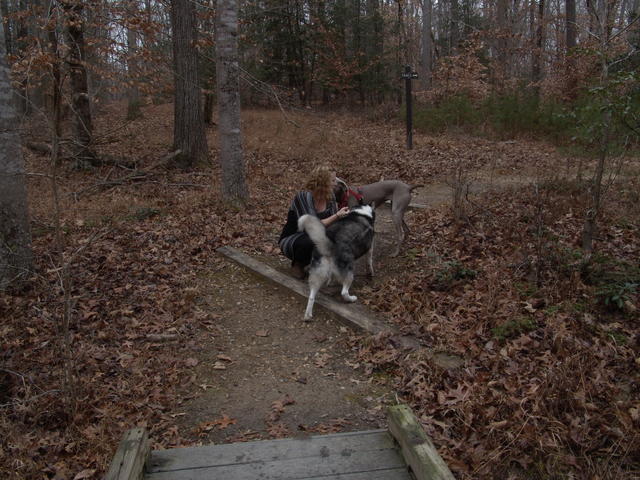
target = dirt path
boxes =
[175,258,397,444]
[173,175,531,444]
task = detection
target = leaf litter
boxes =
[1,104,638,479]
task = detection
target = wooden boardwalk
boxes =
[106,405,455,480]
[146,430,411,480]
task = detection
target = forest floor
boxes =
[1,102,639,480]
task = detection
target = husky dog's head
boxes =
[350,203,375,220]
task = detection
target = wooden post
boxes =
[402,65,418,149]
[387,404,455,480]
[104,428,150,480]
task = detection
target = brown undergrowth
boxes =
[364,186,639,478]
[1,103,638,479]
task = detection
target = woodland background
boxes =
[0,0,639,479]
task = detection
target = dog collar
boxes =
[338,188,364,208]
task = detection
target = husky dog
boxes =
[298,204,375,320]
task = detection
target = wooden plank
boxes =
[105,428,150,480]
[145,447,406,480]
[300,468,411,480]
[217,246,390,334]
[148,430,395,472]
[146,466,410,480]
[387,405,455,480]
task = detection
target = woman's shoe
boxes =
[290,262,307,280]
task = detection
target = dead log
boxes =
[25,141,52,155]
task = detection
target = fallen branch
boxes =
[70,150,182,199]
[145,334,179,342]
[26,141,52,155]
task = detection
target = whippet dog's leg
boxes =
[367,237,375,277]
[389,187,413,256]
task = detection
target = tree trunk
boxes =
[531,0,545,97]
[216,0,248,207]
[15,0,29,114]
[47,2,62,141]
[170,0,208,169]
[126,0,141,120]
[0,20,32,290]
[61,0,96,166]
[630,0,640,46]
[0,0,11,56]
[396,0,405,104]
[565,0,577,99]
[582,0,611,254]
[419,0,432,90]
[203,0,216,124]
[449,0,459,54]
[496,0,508,88]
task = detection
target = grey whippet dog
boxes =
[335,178,423,257]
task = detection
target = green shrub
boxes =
[128,207,161,222]
[479,91,576,140]
[411,84,639,151]
[431,260,477,291]
[492,316,538,341]
[583,255,640,312]
[412,95,482,133]
[596,281,638,311]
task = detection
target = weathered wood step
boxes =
[146,430,409,479]
[105,405,455,480]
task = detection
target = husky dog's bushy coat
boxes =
[297,205,375,320]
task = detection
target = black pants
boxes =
[290,233,314,267]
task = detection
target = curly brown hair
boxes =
[304,165,334,200]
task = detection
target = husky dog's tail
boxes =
[298,214,332,257]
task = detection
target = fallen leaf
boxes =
[255,330,269,337]
[73,469,95,480]
[185,358,199,367]
[215,414,236,429]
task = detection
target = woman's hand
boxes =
[336,207,349,219]
[321,206,350,226]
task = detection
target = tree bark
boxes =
[0,0,11,56]
[449,0,459,54]
[0,20,32,290]
[216,0,248,206]
[419,0,432,90]
[60,0,96,166]
[565,0,577,99]
[582,0,611,254]
[126,0,141,120]
[630,0,640,46]
[170,0,208,169]
[531,0,545,97]
[47,2,62,140]
[496,0,509,88]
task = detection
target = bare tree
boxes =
[0,20,32,290]
[496,0,509,86]
[170,0,208,169]
[60,0,96,166]
[216,0,248,206]
[419,0,433,90]
[582,0,612,254]
[531,0,545,97]
[565,0,577,98]
[126,0,142,120]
